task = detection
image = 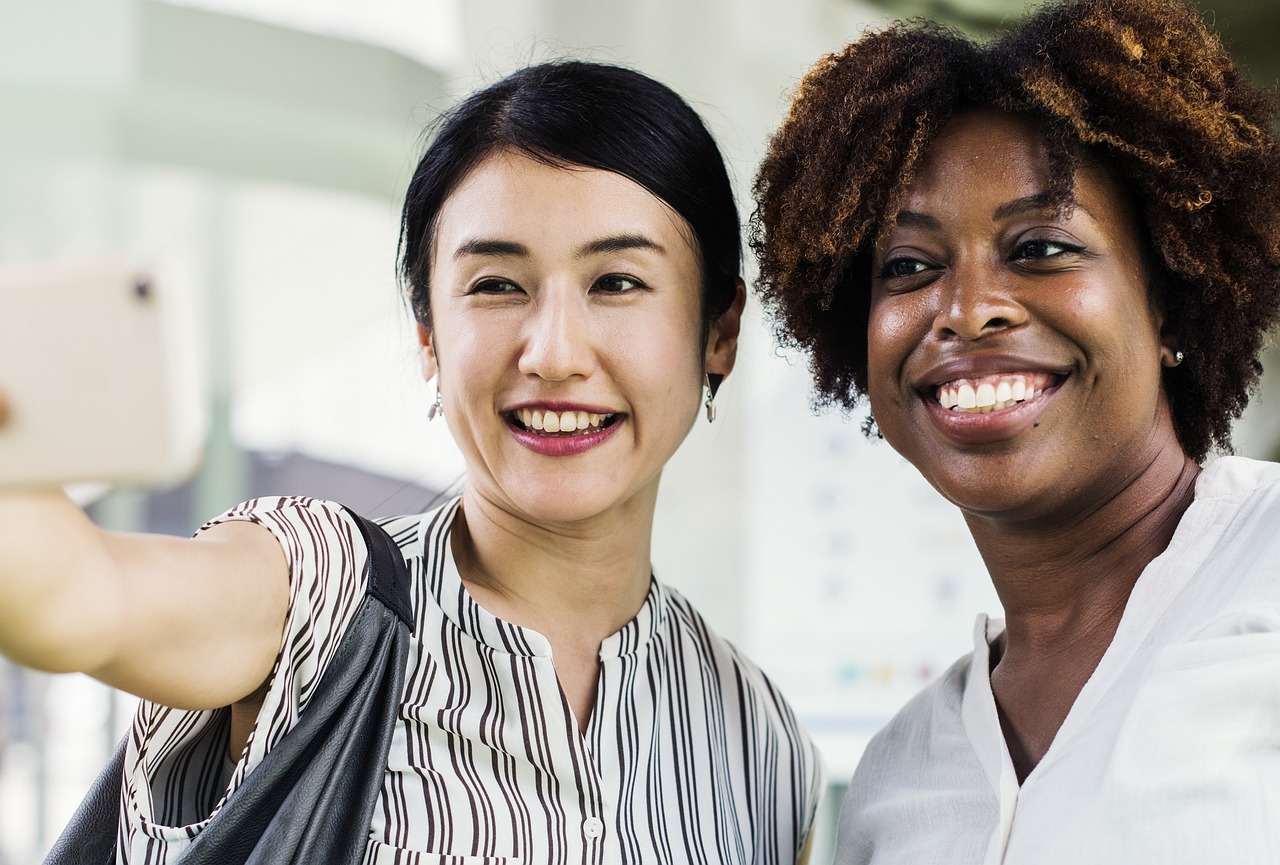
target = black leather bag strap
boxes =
[43,509,412,865]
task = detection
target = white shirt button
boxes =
[583,817,604,839]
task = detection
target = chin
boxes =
[505,483,628,526]
[913,455,1056,518]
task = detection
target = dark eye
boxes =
[471,278,522,294]
[1012,238,1084,260]
[593,274,645,294]
[876,257,932,280]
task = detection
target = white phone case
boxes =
[0,259,205,487]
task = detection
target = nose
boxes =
[517,288,597,381]
[931,259,1027,341]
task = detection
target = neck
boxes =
[970,441,1200,781]
[969,446,1200,653]
[451,486,656,654]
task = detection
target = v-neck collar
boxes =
[960,459,1244,860]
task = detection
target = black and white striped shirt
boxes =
[119,496,824,864]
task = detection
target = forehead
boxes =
[432,150,698,259]
[901,109,1054,210]
[892,109,1139,239]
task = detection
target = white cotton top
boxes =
[117,496,824,864]
[836,455,1280,865]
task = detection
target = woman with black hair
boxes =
[0,61,823,863]
[754,0,1280,862]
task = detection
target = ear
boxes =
[704,278,746,379]
[416,323,438,382]
[1155,310,1182,368]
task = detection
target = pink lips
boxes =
[915,354,1070,446]
[505,403,623,457]
[922,389,1058,445]
[926,391,1054,445]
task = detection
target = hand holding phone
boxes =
[0,259,205,488]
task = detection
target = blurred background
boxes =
[1,0,1278,861]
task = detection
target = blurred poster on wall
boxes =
[742,351,1001,778]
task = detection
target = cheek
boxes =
[432,313,514,400]
[1067,273,1163,364]
[866,298,919,390]
[609,314,704,398]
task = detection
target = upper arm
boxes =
[87,519,291,709]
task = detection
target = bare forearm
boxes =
[0,491,289,708]
[0,487,126,673]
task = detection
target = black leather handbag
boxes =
[43,509,413,865]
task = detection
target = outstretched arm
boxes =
[0,487,289,710]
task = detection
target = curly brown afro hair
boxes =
[751,0,1280,461]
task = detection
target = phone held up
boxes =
[0,259,205,488]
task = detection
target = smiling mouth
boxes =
[933,372,1063,413]
[510,408,619,436]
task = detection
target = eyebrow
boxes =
[992,192,1071,220]
[452,239,529,260]
[892,193,1086,230]
[578,233,665,258]
[451,233,665,261]
[893,211,941,230]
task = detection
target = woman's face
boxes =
[421,150,740,525]
[866,109,1180,522]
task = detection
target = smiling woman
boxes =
[753,0,1280,862]
[0,62,823,864]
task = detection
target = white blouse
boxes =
[119,497,825,864]
[836,456,1280,865]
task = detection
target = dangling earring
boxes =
[704,373,724,423]
[427,387,443,421]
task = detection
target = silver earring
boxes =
[704,373,723,423]
[427,388,443,421]
[1173,350,1185,366]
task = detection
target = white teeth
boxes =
[937,374,1052,413]
[517,408,610,434]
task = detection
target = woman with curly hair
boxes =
[754,0,1280,861]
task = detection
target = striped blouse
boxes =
[118,496,825,864]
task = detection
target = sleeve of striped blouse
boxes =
[118,497,371,852]
[196,496,371,767]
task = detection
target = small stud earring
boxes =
[1173,350,1185,366]
[427,388,443,421]
[704,373,724,423]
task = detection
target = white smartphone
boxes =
[0,258,205,487]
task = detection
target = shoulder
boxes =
[199,495,360,546]
[660,583,826,770]
[197,496,367,593]
[376,497,461,564]
[1195,456,1280,509]
[661,584,790,707]
[838,654,993,862]
[848,652,974,797]
[1177,457,1280,603]
[659,583,828,847]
